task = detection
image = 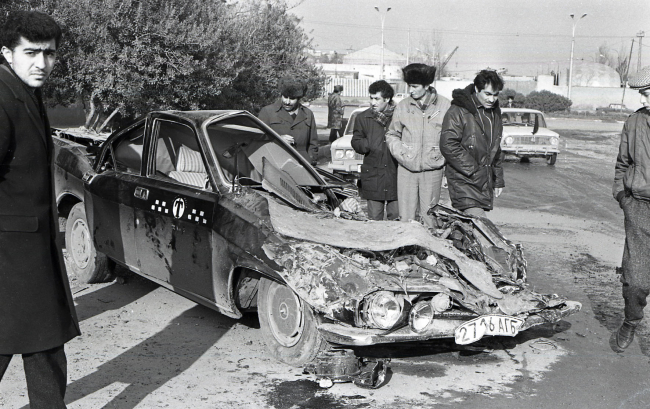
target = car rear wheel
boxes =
[547,153,557,165]
[257,278,328,366]
[65,202,115,284]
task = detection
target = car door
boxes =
[132,117,217,302]
[85,121,144,271]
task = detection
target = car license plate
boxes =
[454,315,524,345]
[357,164,362,172]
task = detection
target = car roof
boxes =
[501,108,544,114]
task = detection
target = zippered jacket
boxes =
[440,84,504,211]
[385,89,450,172]
[613,108,650,202]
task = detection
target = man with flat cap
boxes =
[611,65,650,352]
[258,77,318,165]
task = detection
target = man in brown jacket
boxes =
[0,11,80,408]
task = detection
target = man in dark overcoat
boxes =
[0,11,80,408]
[440,69,505,218]
[351,80,398,220]
[258,77,319,165]
[327,84,344,143]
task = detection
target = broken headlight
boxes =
[363,291,402,330]
[409,301,433,333]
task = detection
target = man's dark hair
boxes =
[1,11,62,50]
[333,85,343,93]
[368,80,394,100]
[474,70,505,92]
[402,63,436,86]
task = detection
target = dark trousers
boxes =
[329,128,342,143]
[0,345,67,409]
[367,199,399,221]
[621,195,650,322]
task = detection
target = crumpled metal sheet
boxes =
[266,199,502,299]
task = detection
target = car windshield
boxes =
[205,116,319,187]
[343,111,361,136]
[501,112,546,128]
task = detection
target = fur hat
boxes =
[333,85,344,93]
[402,63,436,86]
[629,66,650,90]
[279,77,307,98]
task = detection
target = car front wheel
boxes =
[64,202,115,284]
[257,278,328,366]
[547,153,557,165]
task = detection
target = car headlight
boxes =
[334,150,344,159]
[364,291,402,330]
[409,301,433,333]
[345,149,355,159]
[504,136,514,145]
[550,137,559,146]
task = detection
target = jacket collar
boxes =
[0,65,47,145]
[271,98,308,126]
[406,86,438,108]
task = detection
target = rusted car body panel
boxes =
[54,110,580,351]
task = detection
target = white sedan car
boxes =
[328,107,366,181]
[500,108,561,165]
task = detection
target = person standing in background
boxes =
[258,77,318,165]
[351,80,398,220]
[328,84,344,143]
[385,63,450,227]
[0,11,80,408]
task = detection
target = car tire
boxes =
[547,153,557,166]
[257,277,328,366]
[65,202,115,284]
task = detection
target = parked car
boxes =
[595,103,633,114]
[53,110,580,367]
[328,107,366,182]
[500,108,561,165]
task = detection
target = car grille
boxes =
[354,152,364,160]
[512,135,552,145]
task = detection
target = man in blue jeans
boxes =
[611,65,650,352]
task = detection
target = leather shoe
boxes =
[609,320,638,353]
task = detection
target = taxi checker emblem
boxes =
[172,197,186,219]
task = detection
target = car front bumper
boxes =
[502,147,560,157]
[317,301,581,346]
[328,161,362,174]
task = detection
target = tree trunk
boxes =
[84,91,99,129]
[97,105,122,134]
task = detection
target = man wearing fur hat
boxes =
[258,77,318,165]
[385,63,450,228]
[440,69,505,218]
[611,66,650,352]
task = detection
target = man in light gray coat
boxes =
[385,63,450,228]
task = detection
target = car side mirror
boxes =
[532,115,539,135]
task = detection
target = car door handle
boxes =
[134,187,149,200]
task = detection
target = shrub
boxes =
[524,90,572,112]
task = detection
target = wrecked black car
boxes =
[53,110,581,366]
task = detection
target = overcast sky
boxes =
[291,0,650,77]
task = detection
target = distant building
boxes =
[342,45,407,66]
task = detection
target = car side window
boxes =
[151,119,211,190]
[112,123,145,174]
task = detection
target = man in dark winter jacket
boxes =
[258,77,319,165]
[328,85,344,143]
[0,11,80,408]
[440,70,505,218]
[610,66,650,353]
[351,80,398,220]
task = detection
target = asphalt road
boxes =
[2,113,649,408]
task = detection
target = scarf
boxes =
[371,101,396,127]
[414,87,436,112]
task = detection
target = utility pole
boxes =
[374,7,391,80]
[406,27,410,65]
[637,31,645,72]
[568,13,587,101]
[621,38,635,106]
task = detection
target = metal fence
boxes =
[323,78,372,97]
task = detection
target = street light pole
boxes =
[568,13,587,101]
[374,6,391,80]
